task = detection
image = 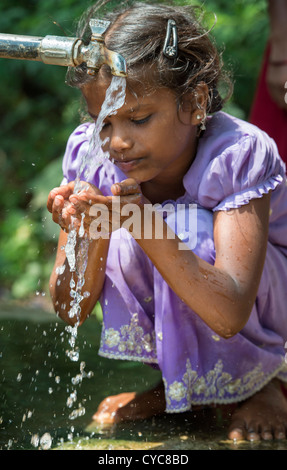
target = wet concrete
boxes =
[1,301,286,451]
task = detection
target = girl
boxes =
[47,1,287,441]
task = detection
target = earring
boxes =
[196,113,206,132]
[200,118,206,131]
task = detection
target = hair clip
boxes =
[163,19,178,59]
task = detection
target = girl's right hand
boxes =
[47,180,103,233]
[47,181,74,229]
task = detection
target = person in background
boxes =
[250,0,287,165]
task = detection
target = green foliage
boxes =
[0,208,57,298]
[177,0,268,117]
[0,0,269,298]
[0,0,84,298]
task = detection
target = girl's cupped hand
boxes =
[47,178,144,237]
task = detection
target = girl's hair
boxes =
[66,0,232,114]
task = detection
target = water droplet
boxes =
[39,433,52,450]
[66,349,79,362]
[79,212,85,238]
[56,265,66,275]
[31,434,39,448]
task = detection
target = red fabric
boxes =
[249,46,287,165]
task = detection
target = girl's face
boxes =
[82,76,200,189]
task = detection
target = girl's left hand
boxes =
[110,178,144,204]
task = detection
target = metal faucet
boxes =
[0,19,127,77]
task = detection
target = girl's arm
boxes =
[47,181,110,326]
[49,229,109,326]
[134,192,271,339]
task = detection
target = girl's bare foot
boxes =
[93,376,287,442]
[93,382,166,424]
[228,379,287,441]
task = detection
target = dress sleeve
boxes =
[197,132,286,212]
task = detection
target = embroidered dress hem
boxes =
[163,360,287,413]
[98,321,158,364]
[98,348,158,364]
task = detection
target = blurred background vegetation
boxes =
[0,0,268,300]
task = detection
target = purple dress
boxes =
[61,111,287,412]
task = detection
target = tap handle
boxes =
[89,19,110,41]
[84,19,127,77]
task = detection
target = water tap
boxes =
[0,19,127,77]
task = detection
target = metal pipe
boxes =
[0,34,42,61]
[0,33,81,66]
[0,19,127,77]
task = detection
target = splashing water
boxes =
[62,75,126,440]
[65,75,126,324]
[76,75,127,189]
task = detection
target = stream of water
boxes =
[65,75,126,323]
[52,76,127,447]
